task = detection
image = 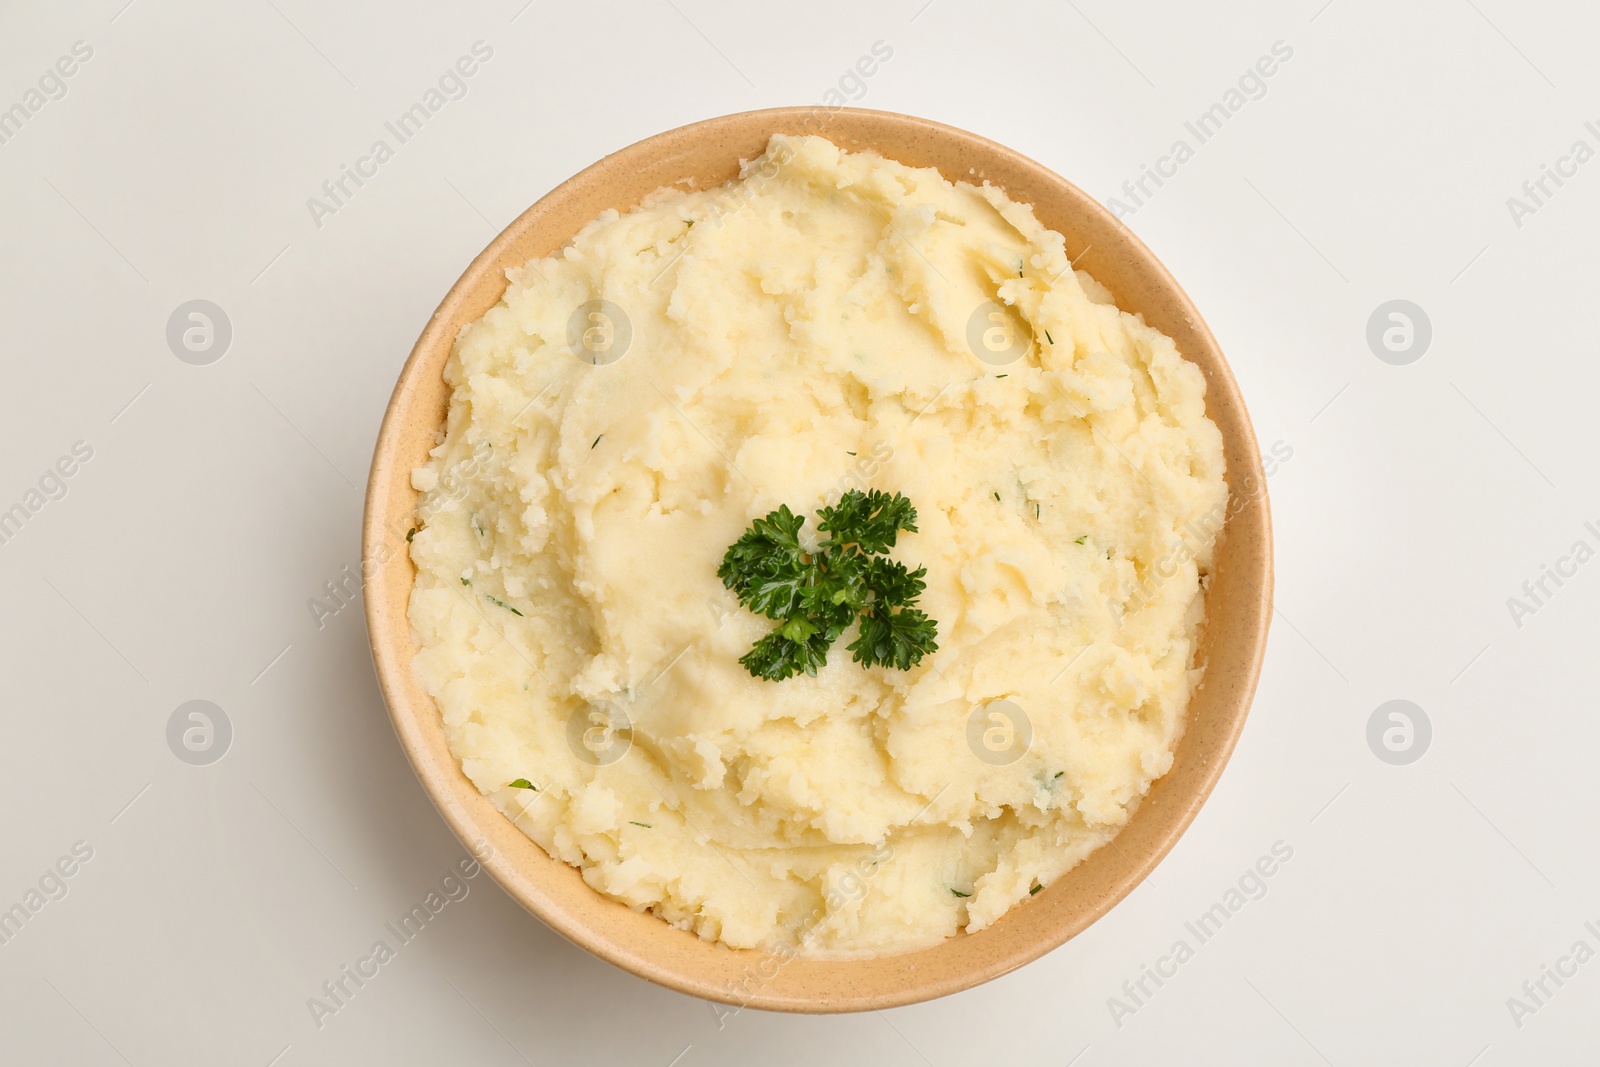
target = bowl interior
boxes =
[363,107,1272,1013]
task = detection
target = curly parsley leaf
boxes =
[721,490,937,680]
[739,628,833,681]
[849,602,938,672]
[716,504,812,620]
[862,557,926,609]
[816,488,918,555]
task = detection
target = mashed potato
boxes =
[407,135,1227,955]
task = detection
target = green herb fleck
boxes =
[1018,262,1024,277]
[406,527,417,542]
[846,451,856,456]
[685,219,694,227]
[1054,770,1065,779]
[508,778,536,790]
[1029,883,1043,895]
[460,577,471,586]
[1074,535,1087,545]
[592,434,603,449]
[993,492,1001,502]
[1045,329,1054,345]
[718,490,938,681]
[485,594,523,616]
[995,374,1007,378]
[950,888,971,898]
[629,820,653,828]
[1034,502,1041,520]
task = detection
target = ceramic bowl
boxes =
[363,106,1273,1013]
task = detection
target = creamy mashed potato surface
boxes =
[407,135,1227,954]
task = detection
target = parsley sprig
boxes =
[718,490,938,681]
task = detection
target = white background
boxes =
[1,0,1596,1063]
